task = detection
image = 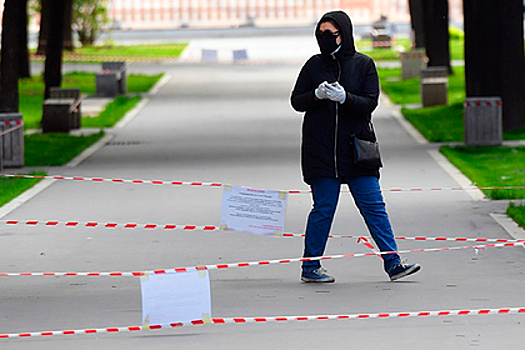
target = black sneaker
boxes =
[301,267,335,283]
[388,262,421,281]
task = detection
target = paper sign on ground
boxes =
[220,185,288,236]
[141,270,211,326]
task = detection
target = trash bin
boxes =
[464,97,502,146]
[0,113,24,168]
[420,67,448,107]
[400,49,427,80]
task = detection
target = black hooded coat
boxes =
[291,11,381,184]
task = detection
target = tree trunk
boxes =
[422,0,452,74]
[0,0,22,112]
[18,0,31,78]
[63,0,74,51]
[43,0,67,100]
[408,0,425,48]
[37,0,50,55]
[464,0,525,131]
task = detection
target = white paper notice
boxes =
[220,185,288,236]
[141,270,212,326]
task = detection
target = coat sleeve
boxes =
[341,60,379,116]
[290,60,319,112]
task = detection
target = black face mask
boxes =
[316,30,341,56]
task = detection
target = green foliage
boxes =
[73,0,111,46]
[440,146,525,200]
[24,132,105,166]
[0,172,45,208]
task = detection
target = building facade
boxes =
[109,0,463,30]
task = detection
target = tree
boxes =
[421,0,452,73]
[43,0,67,100]
[36,0,50,55]
[0,0,23,112]
[18,0,31,78]
[73,0,111,47]
[408,0,425,48]
[464,0,525,131]
[35,0,73,54]
[64,0,74,51]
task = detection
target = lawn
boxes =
[0,171,45,207]
[32,43,188,63]
[24,131,106,167]
[440,146,525,200]
[377,66,525,142]
[377,57,525,229]
[356,33,463,62]
[20,72,161,129]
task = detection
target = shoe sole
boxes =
[389,264,421,281]
[301,277,335,283]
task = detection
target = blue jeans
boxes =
[302,176,401,273]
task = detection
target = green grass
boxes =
[507,202,525,229]
[32,43,188,62]
[20,72,161,129]
[356,36,464,61]
[378,66,525,142]
[378,66,466,106]
[0,172,45,207]
[402,103,464,143]
[440,146,525,200]
[24,131,105,166]
[82,95,141,128]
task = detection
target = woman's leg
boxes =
[346,176,401,272]
[302,177,341,271]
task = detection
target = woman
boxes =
[290,10,421,283]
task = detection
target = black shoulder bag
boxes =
[352,123,383,168]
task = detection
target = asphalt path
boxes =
[2,53,525,348]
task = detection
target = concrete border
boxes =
[65,133,114,168]
[380,94,428,145]
[427,149,486,201]
[0,179,56,219]
[148,73,172,95]
[0,72,167,217]
[113,97,150,130]
[490,213,525,245]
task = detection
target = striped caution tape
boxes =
[1,120,23,126]
[0,220,218,231]
[2,219,523,244]
[0,173,523,193]
[1,307,524,339]
[0,241,523,278]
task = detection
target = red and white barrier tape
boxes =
[1,241,523,278]
[1,307,524,340]
[2,219,522,245]
[1,173,523,193]
[0,120,22,127]
[358,236,383,259]
[0,220,218,231]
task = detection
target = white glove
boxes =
[314,81,330,100]
[326,81,347,104]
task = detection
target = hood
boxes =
[315,11,356,59]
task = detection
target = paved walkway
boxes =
[1,43,525,349]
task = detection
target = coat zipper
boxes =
[333,56,342,178]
